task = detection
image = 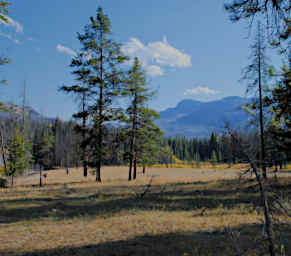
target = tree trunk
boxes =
[39,166,42,187]
[83,160,88,177]
[128,158,132,181]
[257,28,267,180]
[253,166,276,256]
[95,28,103,183]
[133,158,137,180]
[129,89,137,181]
[82,91,88,177]
[96,161,101,182]
[142,166,146,174]
[0,125,7,171]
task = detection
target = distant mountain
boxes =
[156,96,250,138]
[0,97,251,138]
[0,102,55,123]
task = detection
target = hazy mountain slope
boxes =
[156,96,250,137]
[0,102,55,123]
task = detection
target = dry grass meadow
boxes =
[1,166,291,256]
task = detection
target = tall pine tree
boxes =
[6,127,31,186]
[123,57,159,180]
[81,7,128,182]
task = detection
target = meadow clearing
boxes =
[0,166,291,256]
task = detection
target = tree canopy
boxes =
[224,0,290,47]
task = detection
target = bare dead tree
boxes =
[252,163,276,256]
[0,124,7,171]
[226,127,277,255]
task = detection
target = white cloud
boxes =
[0,15,23,33]
[0,32,20,44]
[56,44,76,56]
[145,65,164,77]
[122,36,191,77]
[147,38,191,67]
[184,87,221,95]
[122,38,148,66]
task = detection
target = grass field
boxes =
[1,166,291,256]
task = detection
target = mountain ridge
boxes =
[156,96,250,138]
[0,102,56,123]
[0,97,251,138]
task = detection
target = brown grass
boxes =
[0,166,291,256]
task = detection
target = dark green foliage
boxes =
[224,0,290,47]
[0,1,9,23]
[76,7,128,182]
[138,108,164,172]
[5,127,32,185]
[61,7,128,181]
[122,58,162,180]
[210,151,217,167]
[265,63,291,154]
[164,129,256,165]
[0,1,10,88]
[32,128,54,169]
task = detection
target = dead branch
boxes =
[269,193,291,218]
[252,165,276,256]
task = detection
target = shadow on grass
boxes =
[1,223,290,256]
[0,178,290,224]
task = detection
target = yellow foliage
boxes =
[153,162,250,169]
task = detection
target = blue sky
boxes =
[0,0,282,120]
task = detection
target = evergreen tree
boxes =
[265,57,291,154]
[195,151,200,168]
[138,108,163,174]
[0,1,10,87]
[210,150,217,168]
[123,57,157,180]
[209,132,219,160]
[6,128,31,186]
[160,145,172,168]
[81,7,128,182]
[32,128,54,186]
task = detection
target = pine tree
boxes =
[210,151,217,168]
[0,1,10,88]
[6,128,31,186]
[138,108,163,174]
[33,127,54,186]
[81,7,128,182]
[195,151,200,168]
[265,52,291,154]
[123,57,157,180]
